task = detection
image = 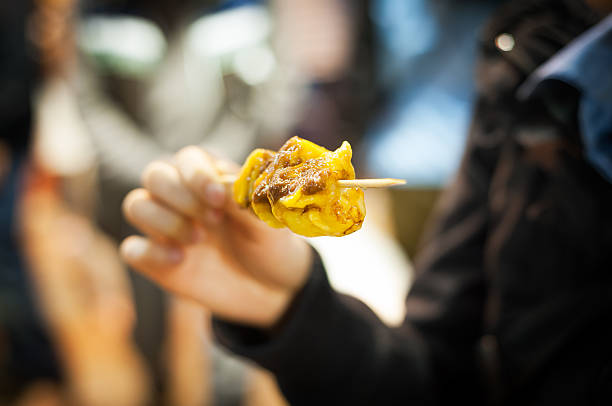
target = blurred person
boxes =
[119,0,612,404]
[0,0,62,401]
[274,0,375,152]
[1,0,151,405]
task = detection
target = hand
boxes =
[120,146,313,328]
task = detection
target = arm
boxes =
[120,114,498,404]
[214,113,496,405]
[214,252,434,405]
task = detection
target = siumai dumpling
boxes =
[232,136,365,237]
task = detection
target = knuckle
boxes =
[188,169,209,190]
[176,194,200,217]
[177,145,204,160]
[142,161,175,192]
[122,189,149,220]
[168,217,193,243]
[179,167,207,196]
[175,147,222,198]
[141,161,164,187]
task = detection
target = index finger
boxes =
[174,146,227,210]
[174,147,264,230]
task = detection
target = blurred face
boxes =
[585,0,612,14]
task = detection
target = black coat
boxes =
[214,1,612,404]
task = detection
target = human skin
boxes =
[120,146,313,328]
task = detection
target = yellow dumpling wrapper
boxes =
[232,136,365,237]
[233,148,284,228]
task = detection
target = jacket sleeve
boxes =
[213,109,499,405]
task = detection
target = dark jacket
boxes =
[214,1,612,404]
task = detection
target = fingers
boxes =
[175,146,227,210]
[120,236,183,273]
[141,161,208,223]
[121,237,294,327]
[128,146,256,238]
[123,189,197,244]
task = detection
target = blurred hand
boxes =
[120,146,312,328]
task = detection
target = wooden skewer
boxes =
[336,178,406,189]
[219,174,405,189]
[219,174,240,184]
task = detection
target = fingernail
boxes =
[167,248,184,264]
[122,238,147,260]
[205,182,226,208]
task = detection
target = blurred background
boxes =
[1,0,504,404]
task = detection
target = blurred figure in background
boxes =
[16,0,151,405]
[0,0,61,400]
[275,0,375,152]
[1,2,147,405]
